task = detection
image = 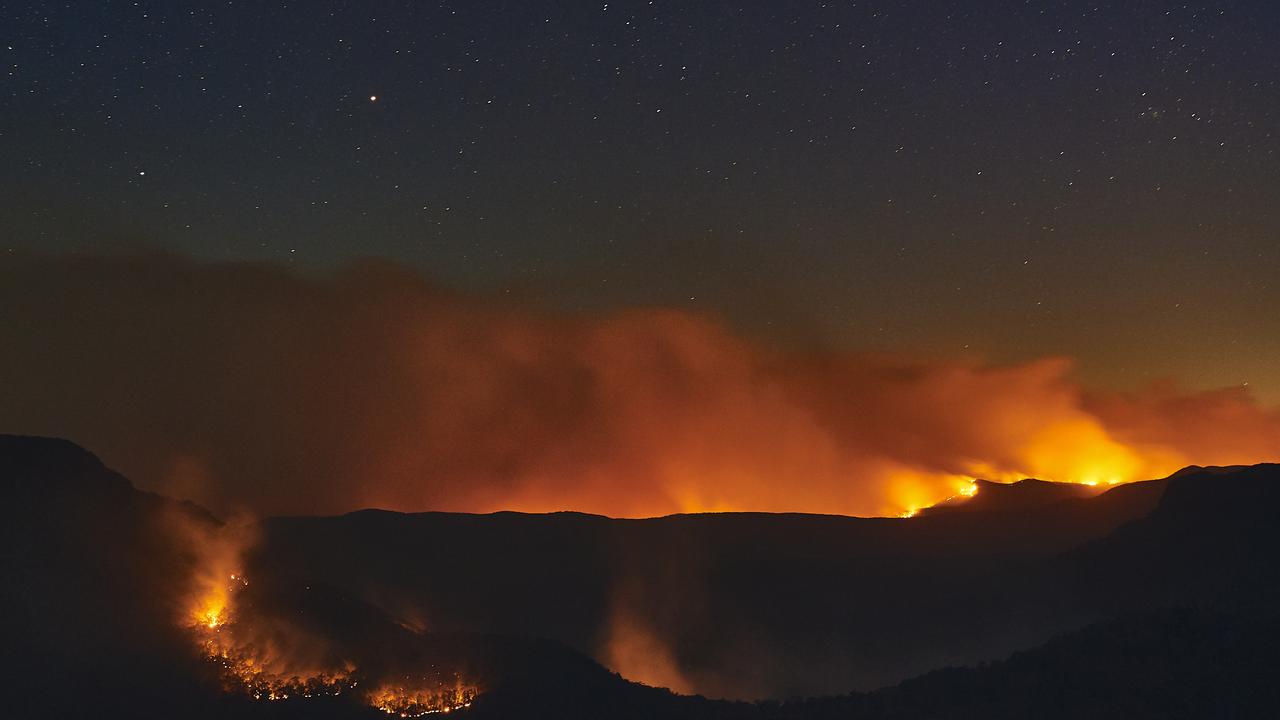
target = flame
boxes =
[368,678,478,717]
[881,470,987,518]
[182,518,252,634]
[194,573,245,629]
[204,632,357,702]
[8,255,1280,522]
[895,476,980,517]
[190,570,356,701]
[179,527,479,713]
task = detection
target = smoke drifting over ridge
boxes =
[3,253,1277,518]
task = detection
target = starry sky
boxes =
[4,0,1278,402]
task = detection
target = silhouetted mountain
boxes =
[1068,463,1280,615]
[924,477,1102,514]
[0,435,219,717]
[1165,463,1253,479]
[3,435,1280,718]
[762,609,1280,720]
[252,475,1174,698]
[0,435,709,719]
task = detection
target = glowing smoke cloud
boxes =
[1,254,1277,519]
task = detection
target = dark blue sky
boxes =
[3,0,1278,399]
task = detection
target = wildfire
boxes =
[188,570,359,701]
[206,643,356,701]
[193,573,246,630]
[896,476,979,518]
[368,678,479,717]
[184,557,478,713]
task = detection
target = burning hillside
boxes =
[6,435,1280,717]
[368,681,478,717]
[180,522,480,715]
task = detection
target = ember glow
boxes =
[194,571,358,702]
[368,679,479,717]
[182,518,255,636]
[185,543,358,702]
[196,573,244,630]
[179,520,479,713]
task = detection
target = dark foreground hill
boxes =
[2,434,1280,719]
[764,609,1280,720]
[251,471,1167,697]
[0,434,702,719]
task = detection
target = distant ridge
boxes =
[0,433,127,493]
[1166,463,1255,479]
[919,464,1254,518]
[922,477,1101,515]
[4,434,1280,714]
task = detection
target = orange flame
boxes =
[13,256,1278,521]
[177,520,480,712]
[368,679,478,717]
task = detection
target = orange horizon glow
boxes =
[12,257,1274,523]
[459,449,1187,521]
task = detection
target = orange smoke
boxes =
[172,513,257,633]
[2,253,1278,519]
[169,513,479,711]
[170,516,351,700]
[604,600,694,695]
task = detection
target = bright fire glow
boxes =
[190,570,357,701]
[368,680,478,717]
[16,257,1280,523]
[183,534,479,713]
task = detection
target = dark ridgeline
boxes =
[250,473,1167,699]
[2,434,1279,719]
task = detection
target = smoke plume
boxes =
[2,253,1277,518]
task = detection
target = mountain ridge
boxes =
[3,434,1280,717]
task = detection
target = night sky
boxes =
[4,0,1279,402]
